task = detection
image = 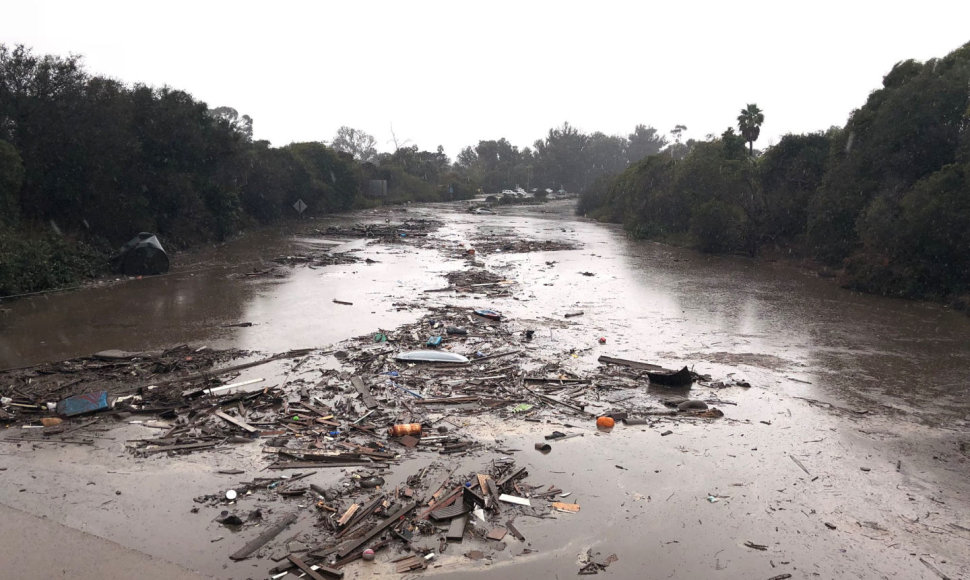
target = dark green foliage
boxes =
[0,43,377,296]
[847,163,970,297]
[690,200,748,253]
[759,132,832,243]
[0,225,108,296]
[582,40,970,302]
[0,139,23,224]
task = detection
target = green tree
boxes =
[627,124,667,163]
[758,131,833,243]
[533,122,589,191]
[330,126,377,163]
[737,103,764,156]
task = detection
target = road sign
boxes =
[293,198,307,214]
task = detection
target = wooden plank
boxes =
[446,514,468,541]
[230,513,298,560]
[413,397,479,405]
[336,504,360,526]
[143,440,219,454]
[288,555,327,580]
[395,556,425,573]
[496,466,527,488]
[429,502,470,521]
[551,502,580,512]
[295,401,333,417]
[213,410,259,433]
[288,554,344,579]
[506,520,525,541]
[267,461,388,470]
[596,355,665,371]
[336,495,386,539]
[351,376,378,409]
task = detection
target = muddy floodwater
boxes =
[1,199,969,580]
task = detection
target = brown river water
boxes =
[0,200,968,579]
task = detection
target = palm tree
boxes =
[737,104,764,156]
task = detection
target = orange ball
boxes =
[596,416,615,429]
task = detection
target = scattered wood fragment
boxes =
[351,376,378,409]
[744,540,767,551]
[230,512,298,560]
[289,554,343,579]
[213,410,259,433]
[447,514,469,542]
[919,557,952,580]
[789,454,811,476]
[413,396,479,405]
[551,502,580,512]
[335,501,416,558]
[506,520,525,541]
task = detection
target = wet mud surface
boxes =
[1,200,969,579]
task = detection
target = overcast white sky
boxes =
[3,1,969,158]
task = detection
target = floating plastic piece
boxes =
[473,309,502,320]
[426,336,443,347]
[395,351,469,363]
[56,391,110,417]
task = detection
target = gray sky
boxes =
[3,1,969,158]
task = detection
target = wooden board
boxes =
[213,410,259,433]
[446,514,468,542]
[351,376,378,409]
[230,513,298,560]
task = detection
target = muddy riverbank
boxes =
[1,199,968,579]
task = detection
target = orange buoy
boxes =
[596,416,615,429]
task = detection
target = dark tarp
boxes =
[112,232,170,275]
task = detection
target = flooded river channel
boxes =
[1,200,968,579]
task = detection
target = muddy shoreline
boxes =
[0,199,968,579]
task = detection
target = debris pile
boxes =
[317,219,442,243]
[466,238,579,256]
[272,252,361,267]
[0,303,746,576]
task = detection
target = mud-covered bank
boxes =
[1,199,968,579]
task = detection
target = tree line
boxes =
[579,41,970,305]
[0,43,678,296]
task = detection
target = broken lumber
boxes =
[230,513,298,560]
[351,376,378,409]
[335,501,416,558]
[213,410,259,433]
